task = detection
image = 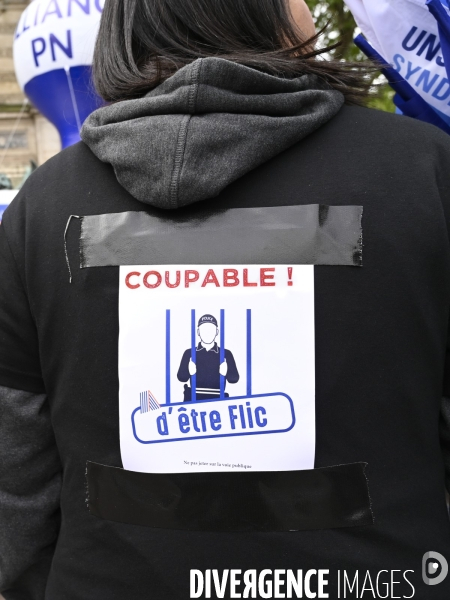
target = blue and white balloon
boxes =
[13,0,104,148]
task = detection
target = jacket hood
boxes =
[81,57,344,210]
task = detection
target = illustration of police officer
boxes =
[177,314,239,401]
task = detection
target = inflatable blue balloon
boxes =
[13,0,104,149]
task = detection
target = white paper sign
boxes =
[344,0,450,121]
[119,265,315,474]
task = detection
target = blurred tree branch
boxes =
[305,0,395,112]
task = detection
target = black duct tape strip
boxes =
[79,205,363,267]
[86,461,373,532]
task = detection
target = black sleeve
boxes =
[431,128,450,494]
[177,349,191,382]
[0,206,61,597]
[442,314,450,494]
[225,350,239,384]
[0,386,61,600]
[440,398,450,494]
[0,221,44,393]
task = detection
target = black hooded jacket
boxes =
[1,59,450,599]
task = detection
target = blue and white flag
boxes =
[344,0,450,126]
[427,1,450,81]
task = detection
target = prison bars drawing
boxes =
[164,308,252,404]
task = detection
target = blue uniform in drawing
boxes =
[177,314,239,401]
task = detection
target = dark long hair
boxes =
[93,0,376,104]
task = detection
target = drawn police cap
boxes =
[198,314,218,327]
